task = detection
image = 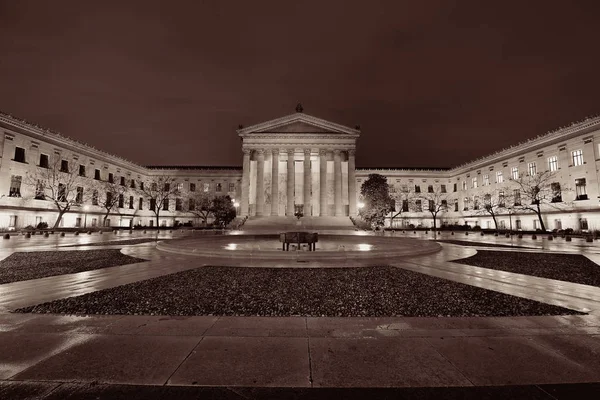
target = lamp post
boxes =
[83,205,89,228]
[234,201,240,216]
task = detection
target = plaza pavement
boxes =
[1,230,600,396]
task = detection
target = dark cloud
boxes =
[1,0,599,168]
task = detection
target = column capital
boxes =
[242,148,251,155]
[333,149,341,155]
[287,149,295,156]
[271,148,279,155]
[319,149,327,156]
[304,148,311,156]
[348,149,356,156]
[256,149,265,155]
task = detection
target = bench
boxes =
[279,232,318,251]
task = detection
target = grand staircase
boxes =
[242,216,355,233]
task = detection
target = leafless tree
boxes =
[138,175,181,228]
[413,185,452,231]
[388,185,412,228]
[471,189,513,231]
[186,191,213,225]
[97,180,128,226]
[24,157,92,228]
[509,170,569,232]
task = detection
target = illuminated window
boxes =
[548,156,558,172]
[572,149,583,166]
[496,171,503,183]
[203,183,210,192]
[527,162,536,176]
[483,174,489,186]
[471,177,478,188]
[511,167,519,180]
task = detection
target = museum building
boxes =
[0,108,599,232]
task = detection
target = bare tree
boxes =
[471,189,513,231]
[138,175,181,227]
[509,170,568,232]
[186,191,213,226]
[97,181,128,226]
[388,185,412,228]
[24,157,91,228]
[414,185,452,231]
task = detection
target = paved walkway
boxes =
[2,232,600,391]
[1,313,600,389]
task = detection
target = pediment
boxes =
[237,112,360,136]
[259,121,334,134]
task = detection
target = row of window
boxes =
[12,148,238,193]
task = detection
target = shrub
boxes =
[472,225,482,231]
[24,225,35,231]
[36,222,49,230]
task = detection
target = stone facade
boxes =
[1,110,599,232]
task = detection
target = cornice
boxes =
[237,112,361,136]
[0,112,147,174]
[450,115,600,174]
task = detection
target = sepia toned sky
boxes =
[1,0,599,168]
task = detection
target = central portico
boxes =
[237,107,360,218]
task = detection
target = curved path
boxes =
[2,232,600,389]
[1,232,600,315]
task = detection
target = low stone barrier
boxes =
[279,232,318,251]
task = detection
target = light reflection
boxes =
[357,243,373,251]
[225,243,238,250]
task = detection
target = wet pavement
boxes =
[2,229,600,391]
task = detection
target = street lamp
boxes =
[234,201,240,215]
[83,205,90,228]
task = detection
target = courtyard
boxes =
[1,227,600,399]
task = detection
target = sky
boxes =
[1,0,599,168]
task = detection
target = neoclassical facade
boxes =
[1,108,600,231]
[237,112,359,218]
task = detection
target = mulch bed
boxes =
[0,250,147,284]
[454,250,600,287]
[16,265,582,317]
[437,240,529,248]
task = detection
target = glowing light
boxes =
[358,202,365,209]
[234,201,240,208]
[225,243,238,250]
[357,243,373,251]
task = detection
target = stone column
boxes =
[241,149,251,216]
[319,149,328,216]
[271,149,279,216]
[334,149,343,216]
[303,149,312,216]
[256,149,265,216]
[286,149,295,216]
[348,149,357,216]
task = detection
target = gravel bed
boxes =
[66,238,166,247]
[437,239,529,248]
[0,250,147,284]
[453,250,600,287]
[16,265,582,317]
